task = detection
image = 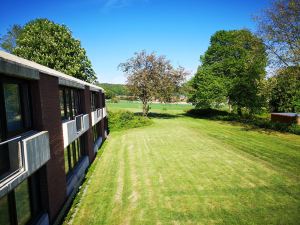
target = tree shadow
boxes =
[184,108,299,135]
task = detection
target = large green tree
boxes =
[119,51,188,116]
[190,30,267,114]
[1,19,96,83]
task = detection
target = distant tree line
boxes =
[97,83,129,99]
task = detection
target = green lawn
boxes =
[107,100,193,114]
[65,102,300,225]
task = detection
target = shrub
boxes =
[111,96,120,103]
[186,108,300,135]
[108,110,153,131]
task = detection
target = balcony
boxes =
[91,108,102,126]
[62,114,89,148]
[103,107,107,118]
[0,131,50,198]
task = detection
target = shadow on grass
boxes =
[134,112,183,119]
[185,108,299,135]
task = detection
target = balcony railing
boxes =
[91,108,102,127]
[0,131,50,197]
[103,107,107,118]
[96,108,102,118]
[75,114,84,133]
[62,114,89,148]
[0,136,24,183]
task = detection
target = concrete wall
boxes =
[91,109,102,127]
[62,114,90,148]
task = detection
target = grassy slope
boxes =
[67,103,300,225]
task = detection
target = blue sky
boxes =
[0,0,271,83]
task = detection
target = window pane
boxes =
[0,144,10,180]
[64,148,69,175]
[0,195,10,225]
[72,142,77,165]
[59,89,65,119]
[69,145,74,170]
[3,83,23,132]
[15,180,31,225]
[65,89,70,119]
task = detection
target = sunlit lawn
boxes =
[106,100,193,114]
[65,102,300,225]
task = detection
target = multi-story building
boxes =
[0,50,108,225]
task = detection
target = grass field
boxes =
[107,100,193,114]
[65,102,300,225]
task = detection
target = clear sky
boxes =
[0,0,271,83]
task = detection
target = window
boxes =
[101,93,105,108]
[0,77,31,181]
[91,92,99,112]
[0,77,32,138]
[59,86,82,120]
[0,174,41,225]
[15,180,31,225]
[92,122,101,143]
[64,136,85,177]
[3,84,23,132]
[0,195,10,225]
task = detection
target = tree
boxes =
[0,24,23,53]
[255,0,300,67]
[119,51,188,116]
[270,67,300,112]
[189,30,267,115]
[2,19,96,83]
[188,67,227,109]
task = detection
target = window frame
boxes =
[64,136,85,179]
[59,86,82,121]
[0,76,33,140]
[0,174,42,225]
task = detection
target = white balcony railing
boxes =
[62,114,89,148]
[103,107,107,118]
[0,131,50,197]
[91,108,102,126]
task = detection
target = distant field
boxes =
[107,100,193,114]
[66,103,300,225]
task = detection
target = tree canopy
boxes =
[269,67,300,113]
[1,19,96,83]
[0,24,23,53]
[255,0,300,67]
[119,51,188,116]
[189,29,267,114]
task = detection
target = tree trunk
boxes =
[142,101,149,117]
[237,107,242,116]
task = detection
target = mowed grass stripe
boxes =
[68,115,300,225]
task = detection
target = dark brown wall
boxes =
[82,86,94,162]
[31,74,67,222]
[271,114,297,124]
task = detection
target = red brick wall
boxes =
[82,86,94,162]
[31,74,67,222]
